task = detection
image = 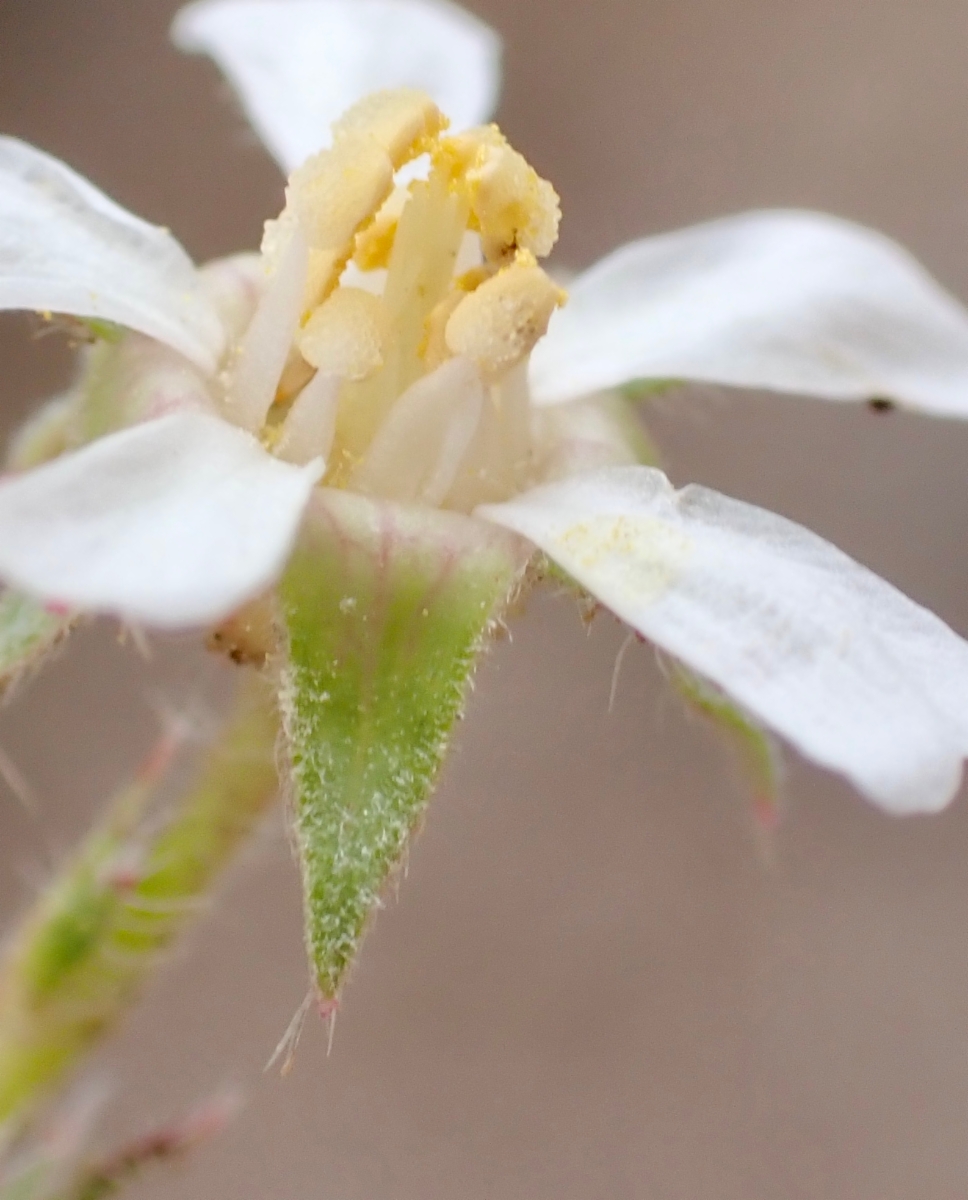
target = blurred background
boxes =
[4,0,968,1196]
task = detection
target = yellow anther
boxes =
[436,126,561,261]
[354,186,410,271]
[444,252,566,380]
[421,288,467,371]
[333,88,447,169]
[250,88,568,486]
[263,137,394,309]
[298,287,385,380]
[421,264,497,370]
[262,91,447,309]
[454,264,493,292]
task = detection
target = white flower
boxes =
[3,0,968,816]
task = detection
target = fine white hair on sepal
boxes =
[478,465,968,814]
[0,137,224,372]
[530,209,968,417]
[0,413,323,629]
[172,0,503,173]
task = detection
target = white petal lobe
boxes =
[530,210,968,416]
[479,467,968,813]
[173,0,502,173]
[0,138,224,371]
[0,414,322,628]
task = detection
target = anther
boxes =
[444,253,566,380]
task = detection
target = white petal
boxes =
[0,138,224,372]
[478,466,968,813]
[172,0,502,173]
[0,413,322,629]
[530,210,968,417]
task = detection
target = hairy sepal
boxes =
[669,657,783,829]
[278,489,530,1003]
[0,590,73,699]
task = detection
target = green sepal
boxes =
[278,489,531,1002]
[76,320,123,346]
[669,659,783,827]
[619,378,681,400]
[0,591,72,698]
[5,396,78,471]
[598,392,662,466]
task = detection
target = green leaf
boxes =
[0,590,72,698]
[279,490,530,1002]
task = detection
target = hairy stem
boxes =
[0,670,280,1136]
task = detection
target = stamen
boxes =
[422,288,466,372]
[276,349,316,404]
[350,357,484,502]
[334,166,470,465]
[437,127,561,261]
[298,288,384,379]
[353,187,409,271]
[332,89,447,169]
[420,386,484,506]
[263,89,447,311]
[224,222,308,431]
[276,371,341,467]
[445,252,565,381]
[263,137,393,311]
[243,87,568,509]
[442,359,533,510]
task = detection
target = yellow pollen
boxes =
[298,287,385,380]
[353,186,410,271]
[435,126,561,261]
[444,251,566,380]
[253,87,567,504]
[262,88,447,310]
[422,288,467,371]
[332,88,448,168]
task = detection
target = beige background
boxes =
[4,0,968,1196]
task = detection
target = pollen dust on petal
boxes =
[554,515,693,607]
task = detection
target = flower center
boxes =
[224,88,566,511]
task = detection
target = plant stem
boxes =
[0,669,280,1137]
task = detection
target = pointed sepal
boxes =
[669,658,783,830]
[278,489,530,1003]
[0,590,72,698]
